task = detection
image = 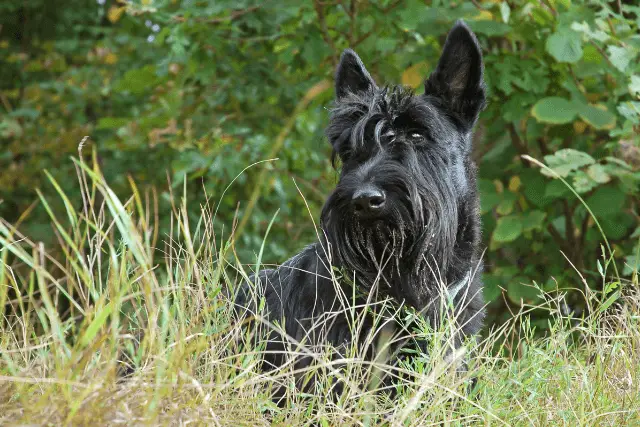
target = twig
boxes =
[173,6,260,24]
[577,213,590,257]
[383,0,403,13]
[546,223,571,255]
[589,41,616,70]
[537,137,551,156]
[348,0,357,46]
[313,0,338,61]
[352,29,374,48]
[508,123,530,166]
[0,93,12,112]
[539,0,557,16]
[567,65,586,95]
[562,199,580,268]
[606,17,617,37]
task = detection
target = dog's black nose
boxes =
[352,187,386,218]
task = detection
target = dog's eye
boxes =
[409,132,425,143]
[340,149,352,161]
[384,130,396,142]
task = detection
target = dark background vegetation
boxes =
[1,0,639,328]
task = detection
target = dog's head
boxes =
[320,21,486,285]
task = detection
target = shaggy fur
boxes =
[235,20,487,395]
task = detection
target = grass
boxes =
[1,152,639,426]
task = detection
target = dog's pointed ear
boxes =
[425,20,486,126]
[335,49,376,99]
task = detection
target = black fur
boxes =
[235,20,487,396]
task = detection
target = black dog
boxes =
[235,20,486,396]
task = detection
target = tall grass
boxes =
[0,151,638,426]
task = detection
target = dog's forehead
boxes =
[328,84,462,152]
[377,89,449,134]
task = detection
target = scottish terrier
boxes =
[235,20,486,396]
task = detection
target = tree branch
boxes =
[383,0,403,13]
[508,123,531,167]
[547,223,571,255]
[563,200,578,264]
[348,0,357,46]
[314,0,339,62]
[577,213,590,258]
[589,41,616,70]
[174,6,260,24]
[537,137,551,156]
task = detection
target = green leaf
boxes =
[467,20,511,36]
[607,45,636,72]
[573,170,597,193]
[0,118,23,138]
[578,104,616,130]
[617,101,640,123]
[507,280,542,306]
[493,215,523,243]
[596,260,604,276]
[397,0,425,31]
[114,65,160,94]
[521,210,546,232]
[97,117,131,130]
[586,164,610,184]
[479,179,501,214]
[586,186,626,218]
[541,148,595,178]
[597,290,620,314]
[10,108,41,120]
[545,28,583,63]
[629,75,640,97]
[570,21,609,42]
[522,170,550,208]
[483,276,502,302]
[500,2,511,23]
[544,179,572,199]
[496,191,517,215]
[532,97,579,124]
[600,213,635,240]
[79,302,114,348]
[623,254,640,276]
[531,6,554,25]
[604,280,619,295]
[604,157,632,170]
[551,215,566,236]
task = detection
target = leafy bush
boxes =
[1,0,639,327]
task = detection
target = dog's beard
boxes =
[320,184,458,295]
[352,220,406,272]
[323,199,438,276]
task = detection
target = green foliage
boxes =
[1,0,639,327]
[545,27,583,63]
[532,97,580,124]
[493,215,524,243]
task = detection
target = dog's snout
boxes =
[351,187,386,218]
